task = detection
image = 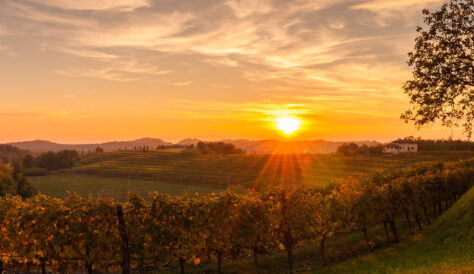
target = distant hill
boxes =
[9,138,172,153]
[177,138,201,146]
[8,138,380,154]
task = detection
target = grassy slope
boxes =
[28,151,473,200]
[28,174,230,201]
[317,186,474,274]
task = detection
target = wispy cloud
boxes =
[28,0,151,11]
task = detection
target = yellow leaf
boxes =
[279,243,285,250]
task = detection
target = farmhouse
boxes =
[384,139,418,154]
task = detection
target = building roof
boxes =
[385,143,399,148]
[393,139,417,144]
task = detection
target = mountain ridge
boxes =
[7,138,381,154]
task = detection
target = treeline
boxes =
[0,160,472,273]
[0,162,37,198]
[336,143,384,156]
[417,139,474,151]
[184,141,245,154]
[22,150,80,171]
[0,144,29,164]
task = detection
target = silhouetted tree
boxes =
[402,0,474,138]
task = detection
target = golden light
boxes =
[276,117,301,135]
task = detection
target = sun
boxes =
[276,117,301,135]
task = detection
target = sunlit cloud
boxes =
[351,0,442,10]
[28,0,151,11]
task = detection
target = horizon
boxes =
[3,135,467,146]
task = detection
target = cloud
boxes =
[0,0,426,94]
[28,0,151,11]
[351,0,442,11]
[173,81,192,86]
[226,0,274,18]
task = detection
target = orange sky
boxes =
[0,0,463,143]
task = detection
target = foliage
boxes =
[191,141,245,154]
[417,138,474,151]
[35,150,80,171]
[0,145,30,164]
[336,143,384,156]
[0,163,37,198]
[402,0,474,138]
[0,159,472,273]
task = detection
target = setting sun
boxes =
[276,117,301,135]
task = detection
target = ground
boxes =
[28,150,473,201]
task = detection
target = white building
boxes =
[384,139,418,154]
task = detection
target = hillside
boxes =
[319,186,474,273]
[29,150,474,201]
[8,138,172,153]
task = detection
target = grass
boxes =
[28,150,474,200]
[29,174,229,201]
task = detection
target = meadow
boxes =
[29,150,474,201]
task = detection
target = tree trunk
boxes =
[116,205,131,274]
[320,234,327,264]
[389,218,399,243]
[286,244,294,274]
[217,250,223,274]
[361,225,370,251]
[139,254,145,274]
[423,206,431,225]
[253,247,259,268]
[41,257,46,274]
[405,211,414,235]
[179,256,185,274]
[432,203,438,218]
[383,220,390,245]
[414,213,423,231]
[85,242,93,274]
[0,259,3,274]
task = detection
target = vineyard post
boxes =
[116,205,131,274]
[40,257,46,274]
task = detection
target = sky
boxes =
[0,0,464,143]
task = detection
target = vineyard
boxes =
[2,158,473,273]
[29,150,474,200]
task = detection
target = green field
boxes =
[29,150,474,200]
[29,174,230,201]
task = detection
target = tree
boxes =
[0,166,16,196]
[22,155,35,169]
[402,0,474,138]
